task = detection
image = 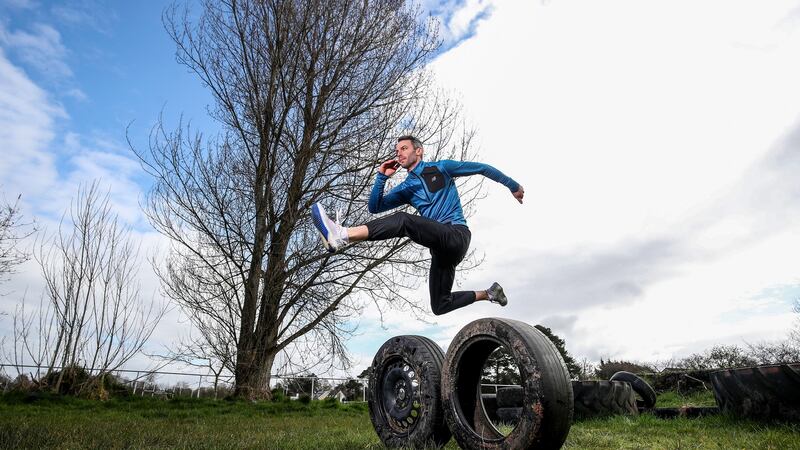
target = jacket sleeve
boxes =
[439,160,520,192]
[368,173,408,213]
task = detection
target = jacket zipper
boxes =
[410,163,432,203]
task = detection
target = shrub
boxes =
[650,369,712,394]
[40,365,92,395]
[35,367,132,399]
[298,393,311,404]
[594,359,654,379]
[270,388,286,402]
[677,345,757,370]
[9,374,35,393]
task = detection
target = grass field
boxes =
[1,392,798,449]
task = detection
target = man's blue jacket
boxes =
[368,159,520,226]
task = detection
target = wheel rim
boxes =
[380,359,422,432]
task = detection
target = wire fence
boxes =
[0,363,368,402]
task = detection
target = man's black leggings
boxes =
[365,212,475,315]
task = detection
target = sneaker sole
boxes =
[493,285,508,306]
[311,203,336,253]
[497,293,508,306]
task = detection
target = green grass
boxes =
[1,393,798,449]
[568,414,799,449]
[654,389,717,408]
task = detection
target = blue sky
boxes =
[2,0,800,378]
[1,0,213,218]
[0,0,497,374]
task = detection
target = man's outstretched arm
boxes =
[441,160,525,203]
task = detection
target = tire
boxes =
[442,318,573,449]
[610,371,657,408]
[572,380,638,420]
[710,363,800,421]
[496,407,523,423]
[367,335,451,448]
[496,386,524,408]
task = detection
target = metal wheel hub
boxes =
[381,361,422,430]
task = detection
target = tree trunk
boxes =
[234,349,275,400]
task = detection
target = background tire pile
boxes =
[367,322,800,449]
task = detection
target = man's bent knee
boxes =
[430,297,450,316]
[431,305,446,316]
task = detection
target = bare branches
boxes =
[8,182,166,394]
[140,0,480,399]
[0,193,34,285]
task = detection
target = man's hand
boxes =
[513,186,525,204]
[379,159,401,177]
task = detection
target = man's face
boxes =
[395,139,422,169]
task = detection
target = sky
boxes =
[1,0,800,380]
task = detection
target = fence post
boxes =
[132,371,140,395]
[311,377,315,400]
[197,375,202,398]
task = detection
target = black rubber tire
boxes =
[496,407,523,423]
[572,380,638,420]
[367,335,451,448]
[610,371,657,408]
[496,386,524,408]
[442,318,573,449]
[710,363,800,421]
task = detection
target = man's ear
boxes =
[415,147,423,158]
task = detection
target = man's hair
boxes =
[397,135,423,150]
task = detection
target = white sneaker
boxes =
[311,202,348,253]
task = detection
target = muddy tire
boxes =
[572,380,638,419]
[367,335,451,448]
[496,386,524,408]
[442,318,573,449]
[710,363,800,421]
[610,371,657,408]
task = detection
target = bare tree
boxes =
[9,183,165,394]
[135,0,482,399]
[0,192,33,285]
[745,340,800,364]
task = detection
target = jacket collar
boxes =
[410,159,426,176]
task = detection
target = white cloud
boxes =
[50,3,116,35]
[342,0,800,374]
[0,49,170,364]
[1,0,37,9]
[64,88,87,101]
[0,48,63,199]
[0,22,71,78]
[421,0,495,50]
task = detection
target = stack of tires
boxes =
[495,386,524,423]
[367,318,574,449]
[571,371,657,419]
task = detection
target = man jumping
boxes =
[311,135,524,315]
